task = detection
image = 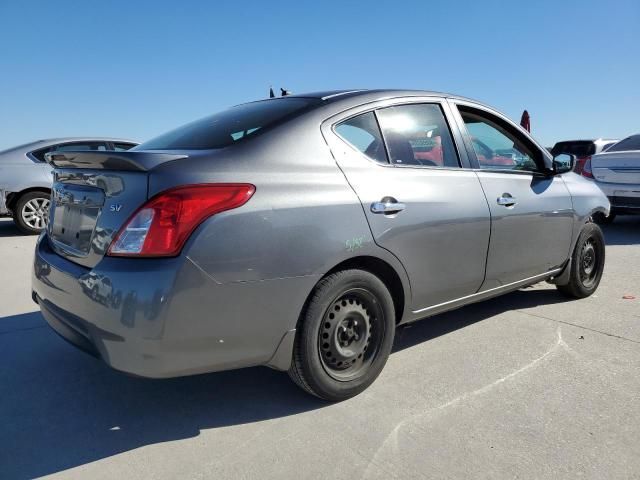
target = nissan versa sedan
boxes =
[0,138,137,234]
[32,90,609,401]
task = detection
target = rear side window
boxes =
[607,134,640,152]
[376,104,459,168]
[55,142,108,152]
[112,142,136,151]
[335,112,388,164]
[30,147,52,162]
[551,141,595,157]
[136,98,322,150]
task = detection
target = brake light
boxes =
[108,184,255,257]
[574,156,589,174]
[581,158,594,179]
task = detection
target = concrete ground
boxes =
[0,216,638,480]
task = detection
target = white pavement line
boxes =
[361,328,567,479]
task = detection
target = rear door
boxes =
[323,98,491,312]
[450,101,574,288]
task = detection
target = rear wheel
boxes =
[557,223,605,298]
[13,191,50,234]
[289,269,395,401]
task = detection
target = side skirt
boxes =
[404,268,563,324]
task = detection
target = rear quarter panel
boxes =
[148,116,412,332]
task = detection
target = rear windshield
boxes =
[136,98,322,150]
[551,141,595,157]
[606,134,640,152]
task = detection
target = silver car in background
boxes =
[32,90,609,401]
[587,134,640,223]
[0,138,137,233]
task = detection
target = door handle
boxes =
[371,199,406,214]
[497,193,517,207]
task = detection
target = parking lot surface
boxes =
[0,217,638,479]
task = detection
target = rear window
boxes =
[606,134,640,152]
[136,98,322,150]
[551,141,595,157]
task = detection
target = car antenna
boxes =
[269,86,275,98]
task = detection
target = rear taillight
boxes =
[581,158,594,179]
[108,184,255,257]
[574,156,589,174]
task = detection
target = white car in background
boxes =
[585,134,640,223]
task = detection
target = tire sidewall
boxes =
[298,270,395,401]
[14,191,50,235]
[571,223,605,296]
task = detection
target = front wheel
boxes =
[289,269,396,401]
[557,223,605,298]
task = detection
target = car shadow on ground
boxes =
[1,286,572,479]
[601,216,640,246]
[0,217,26,237]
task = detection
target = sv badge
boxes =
[110,204,123,212]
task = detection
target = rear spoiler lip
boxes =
[44,150,188,172]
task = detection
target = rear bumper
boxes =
[608,196,640,214]
[32,234,315,377]
[0,189,8,215]
[592,181,640,215]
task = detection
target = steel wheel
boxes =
[289,269,396,401]
[556,223,605,299]
[579,239,599,288]
[318,288,385,382]
[21,197,50,230]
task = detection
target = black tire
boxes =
[557,223,605,299]
[289,269,396,401]
[13,191,51,235]
[592,211,615,225]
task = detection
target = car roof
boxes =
[271,88,476,103]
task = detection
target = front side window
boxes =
[459,108,539,172]
[335,112,388,164]
[376,104,459,168]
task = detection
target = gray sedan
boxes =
[32,90,609,401]
[0,138,137,233]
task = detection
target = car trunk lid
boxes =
[45,150,187,268]
[592,152,640,185]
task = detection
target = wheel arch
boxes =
[321,255,408,325]
[6,187,51,212]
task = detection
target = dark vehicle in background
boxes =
[551,138,618,176]
[32,90,609,401]
[0,138,138,234]
[588,134,640,223]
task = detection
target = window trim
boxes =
[447,99,552,176]
[325,96,472,170]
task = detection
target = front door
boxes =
[452,102,574,288]
[323,100,491,311]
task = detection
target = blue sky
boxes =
[1,0,638,150]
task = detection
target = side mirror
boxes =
[553,153,575,174]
